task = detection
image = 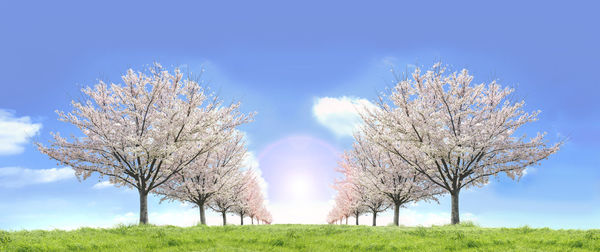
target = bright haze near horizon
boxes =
[0,1,599,230]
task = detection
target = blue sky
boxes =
[0,1,599,229]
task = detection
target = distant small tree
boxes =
[37,64,253,224]
[361,63,562,224]
[326,205,343,224]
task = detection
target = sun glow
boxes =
[289,174,313,201]
[258,135,341,223]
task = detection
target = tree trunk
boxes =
[198,203,206,225]
[451,190,460,224]
[221,211,227,225]
[139,190,148,225]
[251,217,254,225]
[240,214,244,225]
[345,217,348,225]
[355,214,359,225]
[372,211,377,226]
[393,202,400,226]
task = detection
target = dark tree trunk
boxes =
[198,203,206,225]
[451,190,460,224]
[221,211,227,225]
[139,190,148,225]
[251,217,254,225]
[355,214,359,225]
[393,202,400,226]
[240,214,244,225]
[372,211,377,226]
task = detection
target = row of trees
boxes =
[38,64,270,225]
[328,63,561,225]
[206,168,272,225]
[327,136,438,226]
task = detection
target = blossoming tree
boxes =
[348,134,439,226]
[337,153,389,226]
[156,131,247,225]
[232,171,268,225]
[37,64,253,224]
[361,63,562,224]
[332,181,367,225]
[209,169,251,225]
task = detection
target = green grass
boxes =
[1,224,599,251]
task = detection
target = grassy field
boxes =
[1,223,599,251]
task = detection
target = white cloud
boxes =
[113,212,137,224]
[92,181,114,189]
[312,96,377,137]
[0,109,42,155]
[522,167,537,177]
[0,167,75,188]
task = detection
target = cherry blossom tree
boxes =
[326,208,341,224]
[259,209,272,224]
[232,171,266,225]
[337,153,390,226]
[363,194,388,226]
[252,205,271,225]
[327,197,348,225]
[155,131,247,225]
[248,187,264,225]
[333,181,367,225]
[209,170,251,225]
[326,198,347,225]
[37,64,253,224]
[361,63,562,224]
[348,135,439,226]
[246,174,267,225]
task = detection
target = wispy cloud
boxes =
[312,96,377,137]
[0,109,42,155]
[92,181,114,189]
[0,167,74,188]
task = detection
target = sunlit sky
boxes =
[1,1,599,230]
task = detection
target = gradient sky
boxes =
[1,1,599,230]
